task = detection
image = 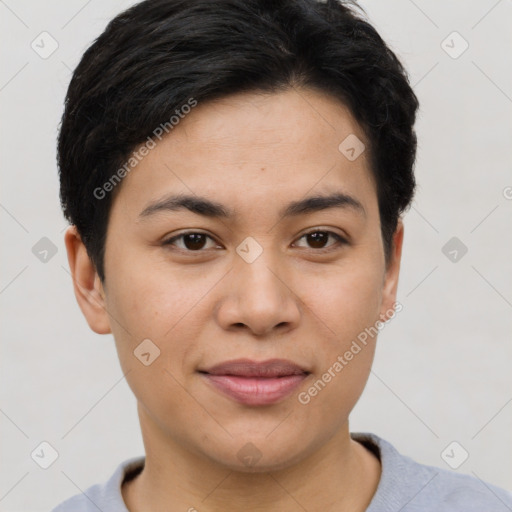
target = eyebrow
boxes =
[138,191,366,220]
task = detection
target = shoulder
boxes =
[352,432,512,512]
[50,456,145,512]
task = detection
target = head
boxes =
[60,0,418,471]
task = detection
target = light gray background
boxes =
[1,0,511,510]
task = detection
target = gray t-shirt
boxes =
[51,432,512,511]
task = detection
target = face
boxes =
[67,88,403,472]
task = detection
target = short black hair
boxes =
[58,0,419,282]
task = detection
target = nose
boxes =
[215,249,301,337]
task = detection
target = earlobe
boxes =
[64,226,112,334]
[379,219,404,322]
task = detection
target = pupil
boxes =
[308,232,327,249]
[184,234,206,250]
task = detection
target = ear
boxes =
[379,219,404,322]
[64,225,111,334]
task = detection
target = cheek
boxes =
[295,267,381,428]
[298,257,382,388]
[104,263,202,425]
[104,251,221,383]
[106,251,205,337]
[303,259,383,343]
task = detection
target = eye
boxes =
[293,229,347,251]
[162,229,348,253]
[162,232,220,251]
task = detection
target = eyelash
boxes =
[162,229,348,253]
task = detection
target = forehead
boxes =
[111,88,377,223]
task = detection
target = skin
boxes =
[65,88,404,512]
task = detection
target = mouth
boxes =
[198,358,311,406]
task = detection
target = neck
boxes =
[122,407,381,512]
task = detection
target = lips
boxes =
[199,358,309,378]
[198,358,310,406]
